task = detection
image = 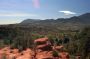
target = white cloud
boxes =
[59,11,76,15]
[0,12,38,17]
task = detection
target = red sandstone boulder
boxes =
[34,37,48,43]
[59,51,69,59]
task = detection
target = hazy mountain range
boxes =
[20,13,90,30]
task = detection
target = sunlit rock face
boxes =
[34,37,48,43]
[34,37,52,50]
[0,46,33,59]
[34,37,53,59]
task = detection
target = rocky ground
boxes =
[0,37,81,59]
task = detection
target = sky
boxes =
[0,0,90,24]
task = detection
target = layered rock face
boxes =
[34,37,53,59]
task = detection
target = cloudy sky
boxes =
[0,0,90,24]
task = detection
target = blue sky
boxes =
[0,0,90,24]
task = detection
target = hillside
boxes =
[20,13,90,30]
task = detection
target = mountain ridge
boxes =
[20,13,90,30]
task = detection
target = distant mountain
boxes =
[20,13,90,30]
[21,19,40,24]
[78,13,90,24]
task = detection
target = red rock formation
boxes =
[59,51,69,59]
[34,37,53,59]
[0,37,70,59]
[34,37,48,43]
[36,51,53,59]
[0,49,4,59]
[54,45,64,52]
